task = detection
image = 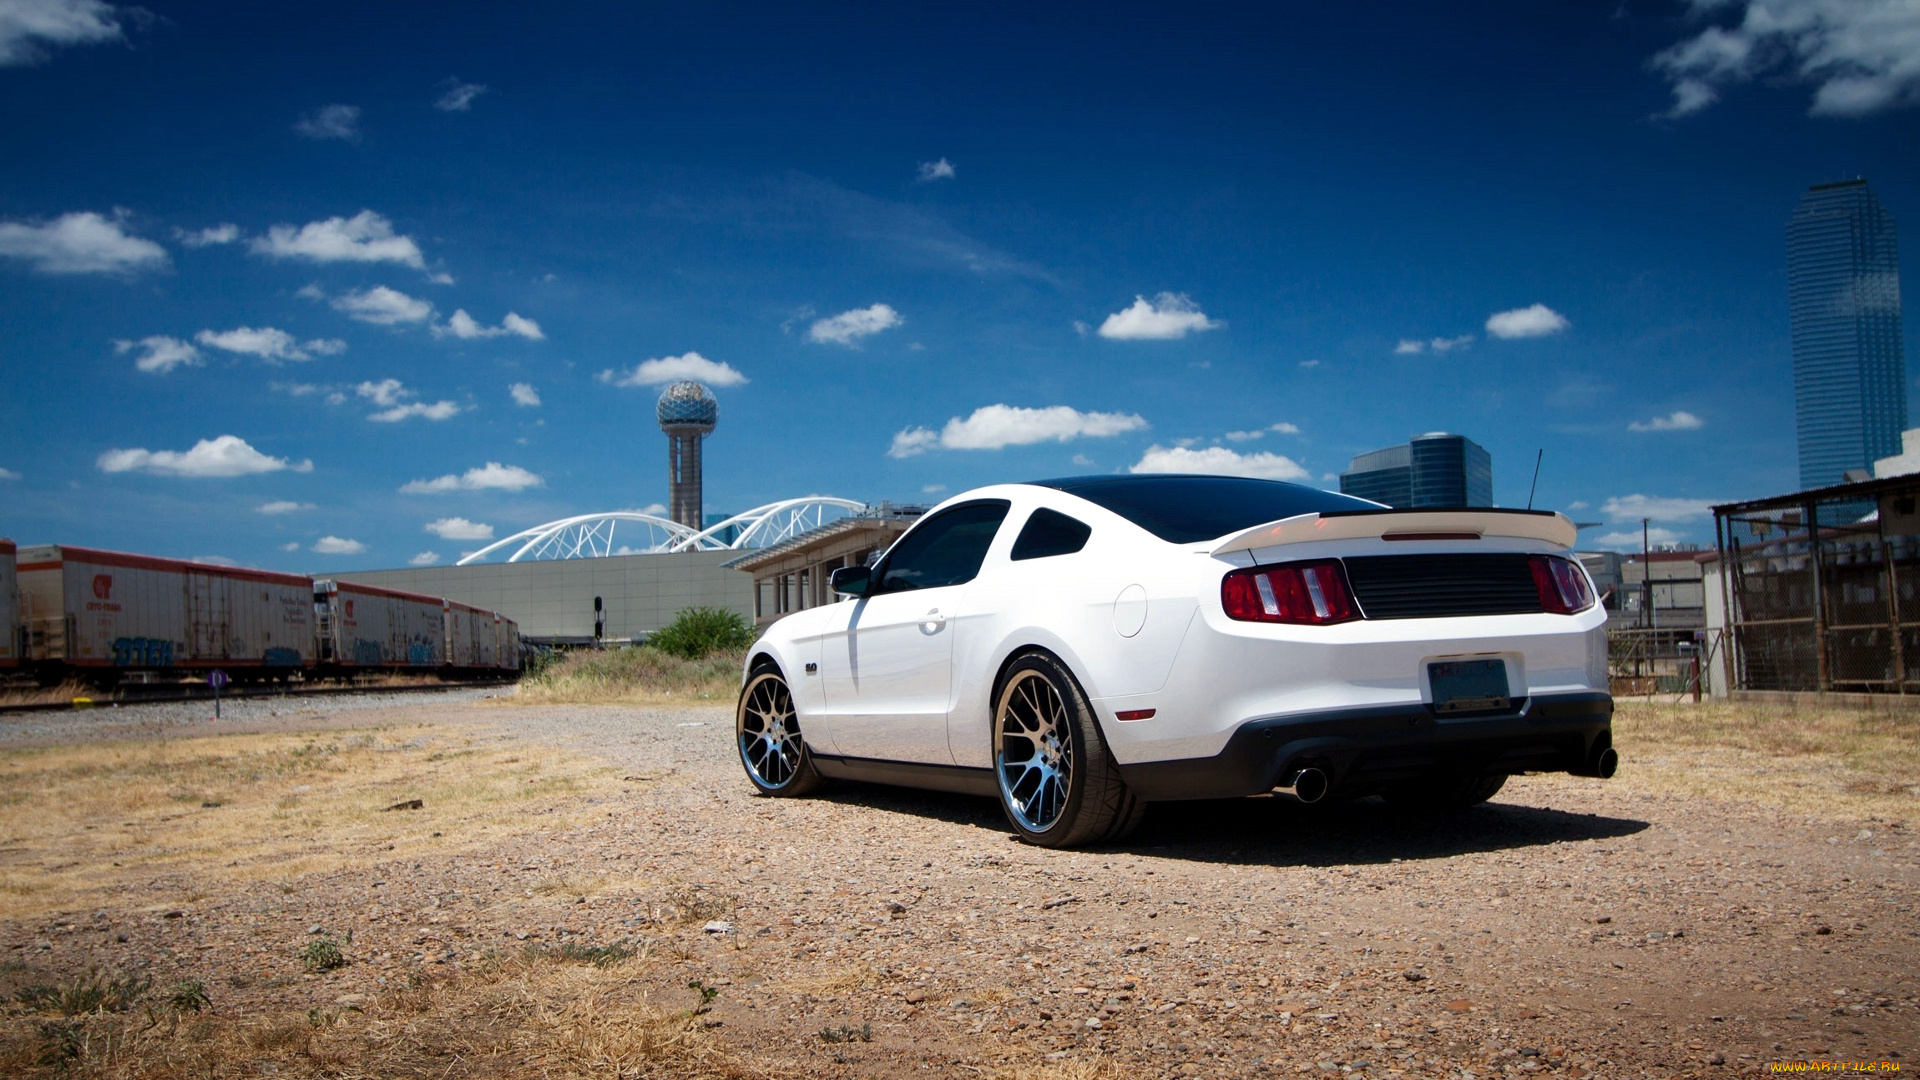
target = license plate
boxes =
[1429,659,1511,714]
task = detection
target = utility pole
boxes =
[1642,518,1654,630]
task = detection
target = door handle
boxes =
[919,609,947,633]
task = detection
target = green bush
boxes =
[646,606,754,660]
[516,645,743,703]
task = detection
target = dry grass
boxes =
[0,679,111,709]
[1611,698,1920,820]
[0,724,621,918]
[0,950,782,1079]
[514,646,743,706]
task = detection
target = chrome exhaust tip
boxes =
[1275,766,1329,805]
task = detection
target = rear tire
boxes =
[1383,772,1507,811]
[993,651,1140,848]
[736,666,825,797]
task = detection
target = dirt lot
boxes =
[0,693,1914,1078]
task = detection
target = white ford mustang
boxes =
[735,475,1615,848]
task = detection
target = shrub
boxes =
[301,936,346,973]
[646,607,754,660]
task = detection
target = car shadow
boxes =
[810,783,1649,868]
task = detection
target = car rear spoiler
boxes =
[1210,508,1579,557]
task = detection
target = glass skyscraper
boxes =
[1339,433,1492,508]
[1789,179,1907,490]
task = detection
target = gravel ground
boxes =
[4,693,1917,1077]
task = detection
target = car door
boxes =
[818,500,1011,763]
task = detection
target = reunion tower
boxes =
[657,381,718,530]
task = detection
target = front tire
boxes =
[994,652,1143,848]
[737,667,825,797]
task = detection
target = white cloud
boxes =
[598,351,748,388]
[1600,494,1716,523]
[434,78,487,112]
[1270,422,1301,435]
[0,210,168,274]
[1485,303,1570,339]
[1097,293,1223,341]
[427,271,454,285]
[408,550,441,566]
[0,466,19,480]
[372,401,461,422]
[280,541,300,552]
[1629,410,1706,432]
[922,484,947,494]
[256,500,313,515]
[1652,0,1920,118]
[355,378,460,422]
[191,555,238,567]
[509,382,540,407]
[400,461,542,494]
[1567,500,1590,510]
[1071,454,1095,467]
[0,0,123,66]
[252,210,426,269]
[195,326,342,364]
[294,103,361,141]
[809,303,904,346]
[176,223,240,247]
[115,335,201,374]
[311,536,366,555]
[97,435,313,478]
[1298,359,1320,369]
[1593,527,1687,550]
[1129,444,1312,482]
[1224,429,1265,442]
[356,379,407,407]
[1400,335,1473,354]
[332,285,433,325]
[888,404,1149,457]
[434,308,544,340]
[889,428,940,458]
[424,516,493,541]
[916,157,956,181]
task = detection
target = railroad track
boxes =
[0,678,519,715]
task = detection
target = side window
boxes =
[876,501,1012,592]
[1010,507,1093,561]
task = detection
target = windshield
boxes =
[1033,475,1381,544]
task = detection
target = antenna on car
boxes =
[1525,449,1543,510]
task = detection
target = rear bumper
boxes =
[1113,690,1613,801]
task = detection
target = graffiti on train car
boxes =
[408,642,434,665]
[264,647,301,667]
[352,639,385,665]
[112,637,174,666]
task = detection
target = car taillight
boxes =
[1221,560,1358,625]
[1529,555,1596,614]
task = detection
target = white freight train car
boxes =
[495,613,522,672]
[444,600,499,670]
[15,545,314,672]
[314,580,446,668]
[0,540,17,670]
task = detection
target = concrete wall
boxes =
[337,551,751,642]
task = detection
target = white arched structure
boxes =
[455,497,867,565]
[666,497,866,553]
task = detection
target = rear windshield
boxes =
[1034,475,1380,544]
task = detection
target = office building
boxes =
[1789,179,1908,490]
[1339,432,1492,508]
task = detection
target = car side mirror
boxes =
[830,565,873,597]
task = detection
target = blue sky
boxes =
[1,0,1916,566]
